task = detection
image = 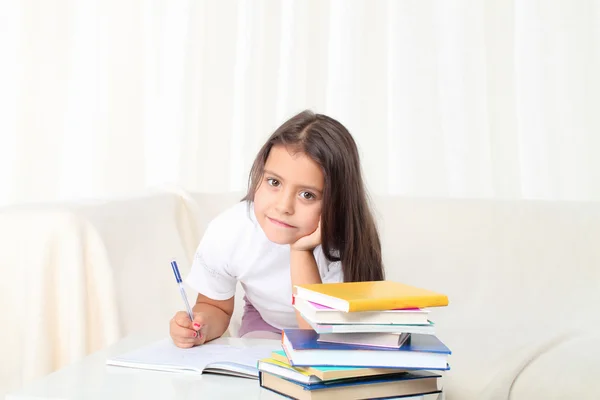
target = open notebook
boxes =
[106,338,277,379]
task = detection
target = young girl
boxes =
[170,110,384,348]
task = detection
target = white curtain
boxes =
[0,0,599,207]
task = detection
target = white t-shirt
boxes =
[185,200,343,329]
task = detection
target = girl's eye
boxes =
[267,178,280,187]
[300,191,315,200]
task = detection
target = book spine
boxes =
[349,296,448,312]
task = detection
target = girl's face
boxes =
[253,144,324,245]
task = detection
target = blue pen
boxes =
[170,260,195,324]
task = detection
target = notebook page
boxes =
[107,338,275,375]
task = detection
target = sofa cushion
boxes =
[509,333,600,400]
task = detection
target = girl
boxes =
[170,110,384,347]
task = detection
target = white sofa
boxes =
[1,189,599,399]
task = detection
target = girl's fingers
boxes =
[180,327,199,339]
[173,339,194,348]
[172,321,198,338]
[174,311,194,329]
[170,311,205,348]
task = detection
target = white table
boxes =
[6,333,285,400]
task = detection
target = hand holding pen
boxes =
[169,260,207,348]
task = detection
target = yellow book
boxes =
[293,281,448,312]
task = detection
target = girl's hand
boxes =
[291,220,321,251]
[169,311,208,348]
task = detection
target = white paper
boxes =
[106,339,275,377]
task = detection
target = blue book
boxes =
[260,369,442,400]
[282,329,451,370]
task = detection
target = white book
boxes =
[301,311,436,335]
[317,332,412,349]
[377,394,442,400]
[106,338,275,379]
[294,297,430,325]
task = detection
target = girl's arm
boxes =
[290,249,321,329]
[192,293,234,342]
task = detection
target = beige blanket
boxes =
[0,209,120,396]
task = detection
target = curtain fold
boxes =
[0,0,598,206]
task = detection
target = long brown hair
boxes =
[243,110,384,282]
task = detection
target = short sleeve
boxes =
[185,219,237,300]
[314,245,344,283]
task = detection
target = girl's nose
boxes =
[275,191,294,215]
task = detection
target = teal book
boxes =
[269,350,410,381]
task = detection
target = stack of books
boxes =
[258,281,451,400]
